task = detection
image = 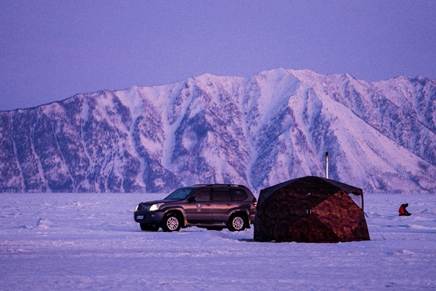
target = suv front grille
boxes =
[137,203,148,211]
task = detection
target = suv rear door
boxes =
[211,187,234,221]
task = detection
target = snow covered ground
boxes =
[1,193,435,290]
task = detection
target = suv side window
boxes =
[212,189,231,202]
[194,190,211,202]
[231,188,248,201]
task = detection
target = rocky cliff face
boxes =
[0,69,434,193]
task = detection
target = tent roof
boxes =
[258,176,363,206]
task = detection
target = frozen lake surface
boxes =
[1,193,436,290]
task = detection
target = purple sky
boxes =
[1,0,435,110]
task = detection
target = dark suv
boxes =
[134,184,256,232]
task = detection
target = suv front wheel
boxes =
[162,213,182,232]
[228,214,246,231]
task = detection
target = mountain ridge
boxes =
[2,67,433,114]
[0,68,434,193]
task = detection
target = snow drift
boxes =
[1,193,436,290]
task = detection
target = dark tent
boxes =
[254,176,370,242]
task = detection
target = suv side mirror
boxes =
[187,196,196,203]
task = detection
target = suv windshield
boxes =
[164,187,193,201]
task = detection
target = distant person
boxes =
[399,203,411,216]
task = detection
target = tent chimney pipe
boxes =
[325,152,329,179]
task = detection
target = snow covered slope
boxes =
[0,68,434,193]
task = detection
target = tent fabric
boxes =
[254,176,370,243]
[258,176,363,207]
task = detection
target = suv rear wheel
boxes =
[162,213,182,232]
[228,214,246,231]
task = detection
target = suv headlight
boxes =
[134,204,139,211]
[149,203,164,212]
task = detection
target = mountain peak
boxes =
[0,69,434,193]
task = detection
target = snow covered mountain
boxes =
[0,68,434,193]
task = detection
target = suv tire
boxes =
[228,214,246,231]
[140,223,159,231]
[162,213,182,232]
